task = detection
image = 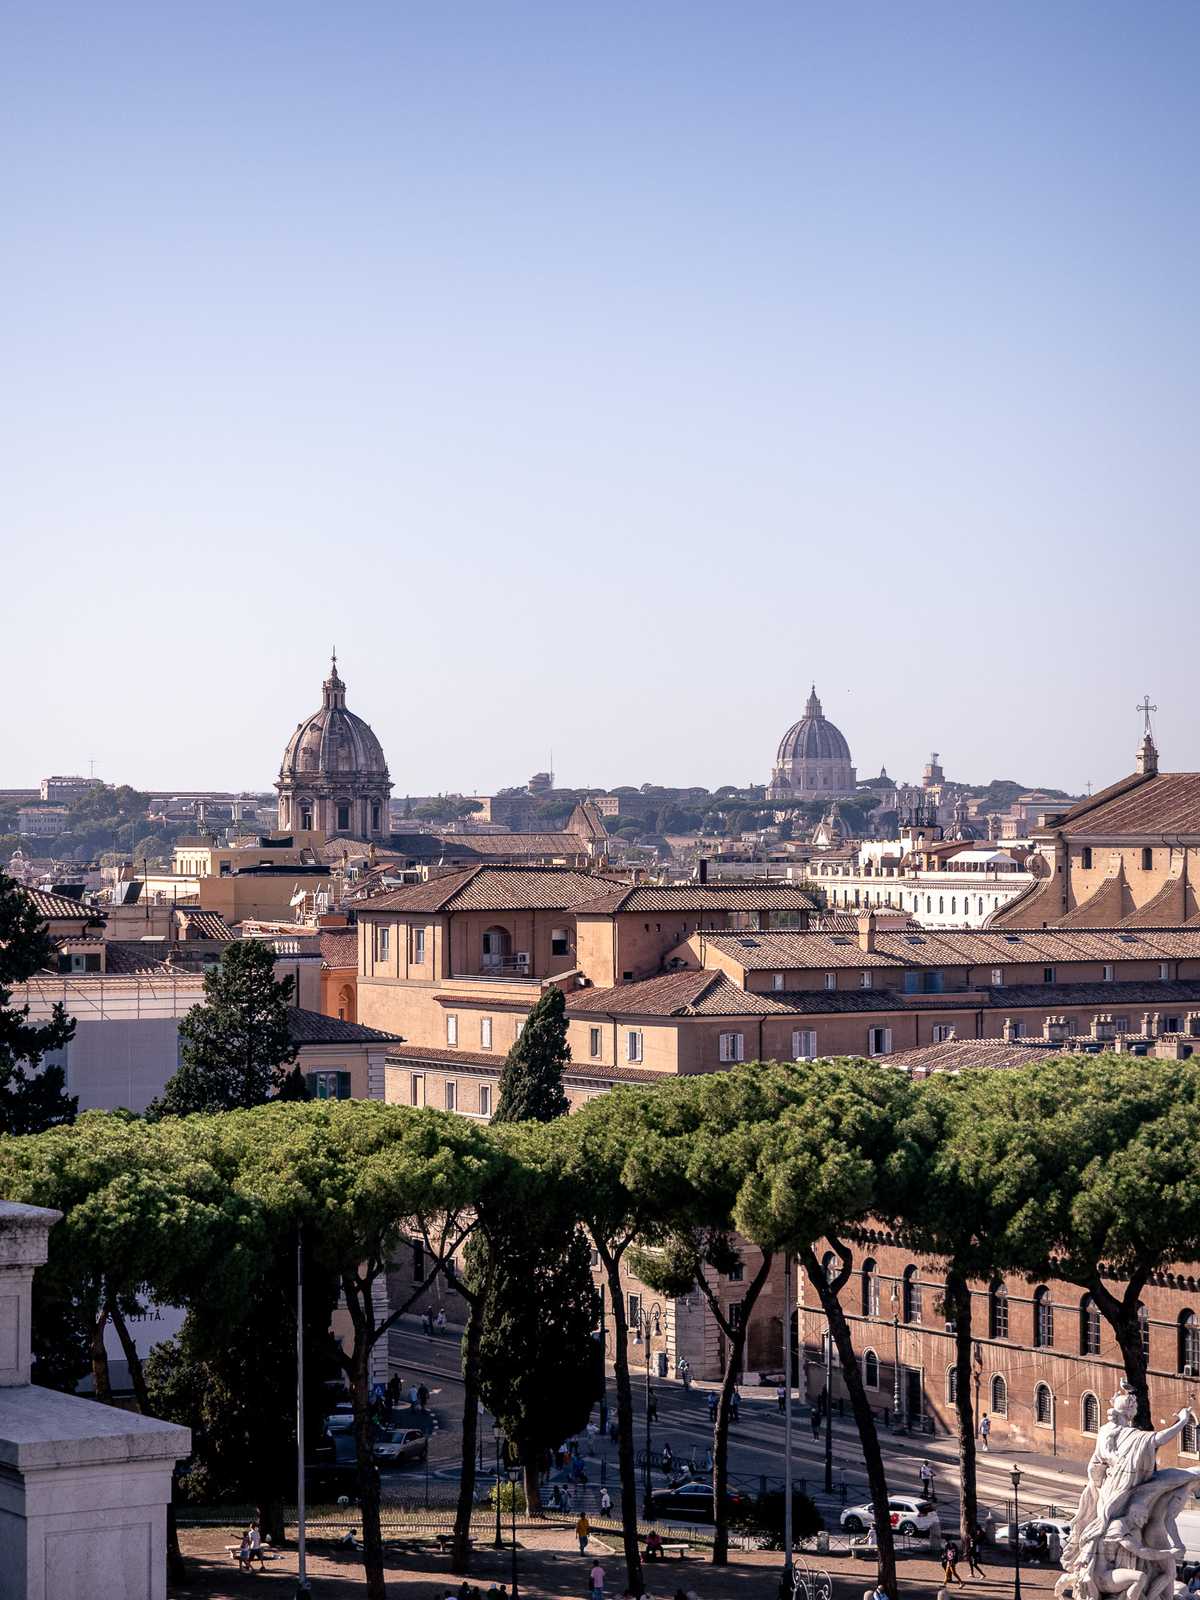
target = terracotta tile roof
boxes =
[576,884,819,916]
[566,969,793,1018]
[319,928,359,968]
[773,978,1200,1015]
[357,866,624,915]
[383,1042,664,1085]
[175,909,234,942]
[1053,772,1200,838]
[450,832,596,858]
[887,1038,1069,1073]
[704,926,1200,972]
[285,1007,402,1045]
[102,942,173,975]
[24,888,101,922]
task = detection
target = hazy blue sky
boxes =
[3,3,1196,796]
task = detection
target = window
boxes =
[938,897,944,914]
[337,803,350,830]
[551,928,569,957]
[1179,1311,1200,1374]
[946,1365,958,1403]
[1080,1294,1101,1355]
[306,1070,351,1100]
[1102,964,1113,982]
[1044,967,1056,984]
[1033,1287,1054,1348]
[1183,1419,1200,1456]
[514,1019,525,1039]
[378,926,390,962]
[1143,847,1154,871]
[931,1025,953,1043]
[990,1374,1008,1416]
[1160,962,1171,981]
[1035,1383,1053,1426]
[861,1259,880,1317]
[412,927,425,963]
[860,971,872,989]
[410,1073,425,1107]
[1082,1392,1100,1435]
[628,1293,642,1334]
[479,1085,492,1117]
[480,1017,492,1049]
[447,1013,458,1046]
[991,967,1003,986]
[719,1032,744,1063]
[412,1242,425,1283]
[372,801,381,831]
[867,1026,893,1057]
[589,1026,602,1058]
[902,1265,922,1324]
[821,1250,838,1283]
[951,898,956,915]
[863,1349,879,1388]
[792,1029,817,1060]
[1081,847,1093,870]
[824,973,836,990]
[727,1258,744,1283]
[1139,1303,1151,1362]
[626,1030,643,1063]
[989,1281,1009,1340]
[773,973,784,991]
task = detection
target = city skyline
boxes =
[5,2,1198,792]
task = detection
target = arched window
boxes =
[989,1280,1009,1340]
[1035,1383,1053,1425]
[1082,1392,1100,1435]
[1138,1303,1151,1362]
[903,1265,922,1324]
[861,1259,880,1317]
[1080,1294,1101,1356]
[821,1250,838,1283]
[939,896,944,914]
[863,1349,879,1388]
[951,897,957,915]
[978,898,984,917]
[1179,1310,1200,1374]
[1033,1287,1054,1348]
[946,1365,958,1403]
[990,1374,1008,1416]
[1183,1419,1199,1456]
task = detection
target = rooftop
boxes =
[357,865,624,915]
[285,1007,403,1046]
[1051,771,1200,839]
[702,925,1200,971]
[566,969,794,1018]
[576,883,818,916]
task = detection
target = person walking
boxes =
[435,1308,447,1335]
[919,1459,935,1502]
[777,1384,787,1415]
[417,1382,429,1410]
[810,1405,822,1440]
[648,1390,658,1423]
[979,1412,991,1452]
[706,1391,717,1423]
[942,1538,966,1587]
[966,1528,986,1578]
[576,1512,591,1554]
[590,1561,605,1600]
[600,1486,612,1515]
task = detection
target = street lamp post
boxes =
[890,1285,903,1430]
[493,1428,504,1549]
[1011,1466,1023,1600]
[823,1330,833,1496]
[782,1252,794,1594]
[508,1465,521,1600]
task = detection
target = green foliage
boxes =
[0,870,77,1135]
[492,987,570,1125]
[130,834,172,866]
[489,1479,527,1515]
[728,1489,823,1547]
[150,940,296,1116]
[68,783,150,826]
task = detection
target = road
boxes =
[386,1318,1086,1529]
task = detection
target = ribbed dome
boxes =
[775,687,851,766]
[280,661,388,781]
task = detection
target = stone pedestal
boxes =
[0,1200,190,1600]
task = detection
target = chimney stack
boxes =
[857,910,877,953]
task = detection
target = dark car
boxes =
[648,1479,747,1522]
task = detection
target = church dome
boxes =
[775,688,852,766]
[276,656,392,839]
[280,658,388,781]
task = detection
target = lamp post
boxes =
[782,1253,794,1594]
[493,1428,504,1550]
[823,1330,833,1496]
[1011,1466,1023,1600]
[890,1284,903,1430]
[295,1226,310,1599]
[508,1465,521,1600]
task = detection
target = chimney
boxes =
[697,857,708,884]
[857,910,877,953]
[1002,1017,1017,1043]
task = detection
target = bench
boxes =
[659,1542,690,1559]
[224,1545,281,1566]
[434,1534,473,1553]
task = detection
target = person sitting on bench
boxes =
[645,1531,665,1561]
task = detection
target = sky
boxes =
[3,2,1197,797]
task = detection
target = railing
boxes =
[451,960,538,981]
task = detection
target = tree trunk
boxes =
[803,1244,897,1599]
[108,1300,190,1576]
[350,1332,386,1600]
[946,1269,978,1543]
[90,1306,112,1404]
[599,1242,643,1599]
[452,1291,484,1572]
[1089,1272,1152,1429]
[522,1446,543,1516]
[702,1252,773,1565]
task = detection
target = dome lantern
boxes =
[275,657,392,839]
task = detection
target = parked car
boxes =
[325,1412,355,1435]
[996,1517,1073,1554]
[373,1427,428,1465]
[648,1479,748,1521]
[841,1496,939,1536]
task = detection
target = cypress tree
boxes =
[492,985,570,1124]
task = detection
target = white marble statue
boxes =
[1058,1384,1199,1600]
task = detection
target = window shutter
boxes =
[304,1073,318,1098]
[337,1072,352,1100]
